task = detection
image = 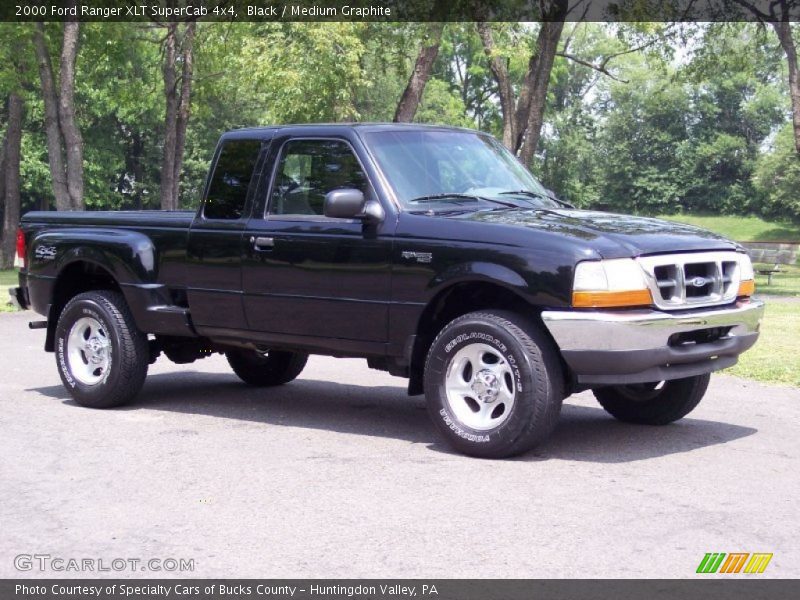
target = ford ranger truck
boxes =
[10,124,764,458]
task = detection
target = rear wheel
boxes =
[592,374,711,425]
[226,349,308,386]
[55,290,149,408]
[423,311,564,459]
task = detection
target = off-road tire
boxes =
[55,290,149,408]
[226,349,308,386]
[592,374,711,425]
[424,310,564,458]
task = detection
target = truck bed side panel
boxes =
[21,213,194,337]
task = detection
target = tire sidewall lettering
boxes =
[438,407,491,443]
[444,330,524,393]
[57,304,114,389]
[435,327,526,443]
[57,337,76,388]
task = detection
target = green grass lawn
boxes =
[0,269,18,286]
[657,214,800,242]
[728,300,800,387]
[0,269,19,313]
[754,262,800,297]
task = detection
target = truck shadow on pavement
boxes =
[29,371,757,464]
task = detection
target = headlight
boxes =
[738,253,755,297]
[572,259,653,308]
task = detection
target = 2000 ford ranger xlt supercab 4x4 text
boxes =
[10,124,764,458]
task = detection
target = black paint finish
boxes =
[17,123,741,365]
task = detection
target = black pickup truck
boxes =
[11,124,764,458]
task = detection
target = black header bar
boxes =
[2,0,799,22]
[3,579,800,600]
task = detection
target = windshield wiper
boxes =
[499,190,574,208]
[408,193,519,209]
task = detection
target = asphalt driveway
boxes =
[1,310,797,578]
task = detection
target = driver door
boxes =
[241,136,393,345]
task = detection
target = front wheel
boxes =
[55,290,149,408]
[424,311,564,459]
[592,374,711,425]
[226,348,308,386]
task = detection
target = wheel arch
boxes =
[45,259,124,352]
[407,278,551,396]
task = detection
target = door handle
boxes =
[251,236,274,251]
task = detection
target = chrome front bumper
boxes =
[541,299,764,385]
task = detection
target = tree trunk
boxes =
[0,136,6,215]
[2,93,23,268]
[133,131,144,210]
[478,2,567,163]
[518,20,565,166]
[121,124,145,210]
[58,19,84,209]
[171,22,195,208]
[772,21,800,156]
[33,23,71,211]
[393,22,444,123]
[477,22,516,149]
[160,23,178,210]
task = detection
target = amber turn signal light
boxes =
[572,289,653,308]
[738,279,755,297]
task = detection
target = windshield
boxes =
[361,129,553,209]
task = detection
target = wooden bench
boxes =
[742,243,799,286]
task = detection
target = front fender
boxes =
[427,261,529,298]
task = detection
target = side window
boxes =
[203,140,262,220]
[270,139,369,216]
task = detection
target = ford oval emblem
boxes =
[689,276,708,288]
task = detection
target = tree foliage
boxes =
[0,20,797,225]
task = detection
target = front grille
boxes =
[637,252,743,310]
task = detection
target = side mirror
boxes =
[324,188,385,224]
[324,188,366,219]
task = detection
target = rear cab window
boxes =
[203,139,263,220]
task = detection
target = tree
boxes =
[595,55,694,215]
[159,21,195,210]
[478,19,566,162]
[682,23,786,214]
[32,18,84,210]
[1,92,22,267]
[477,0,569,163]
[1,24,33,266]
[437,24,502,130]
[754,122,800,219]
[394,22,445,122]
[0,134,5,212]
[480,12,673,168]
[770,21,800,155]
[733,1,800,155]
[77,23,164,210]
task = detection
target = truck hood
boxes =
[448,208,741,258]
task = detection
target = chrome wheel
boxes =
[445,342,516,431]
[66,316,111,385]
